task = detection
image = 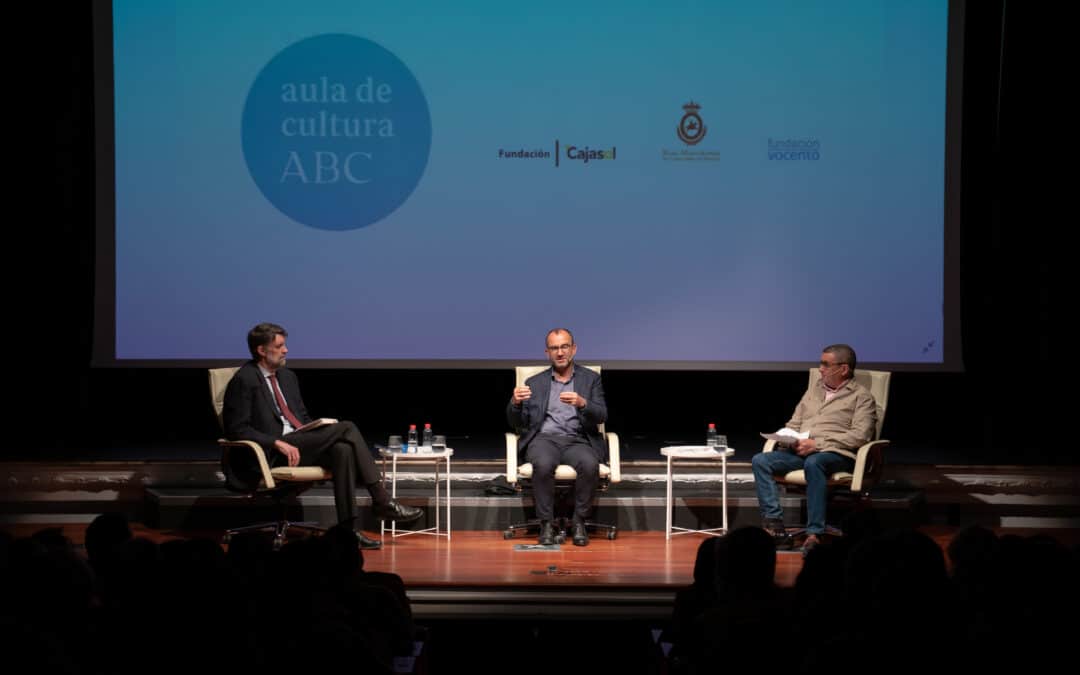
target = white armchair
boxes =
[762,368,891,536]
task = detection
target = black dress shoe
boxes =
[538,520,555,546]
[572,521,589,546]
[374,499,423,524]
[356,532,382,550]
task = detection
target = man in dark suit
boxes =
[506,328,607,546]
[223,322,422,549]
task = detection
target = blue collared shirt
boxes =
[539,373,583,437]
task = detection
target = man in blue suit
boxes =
[507,328,607,546]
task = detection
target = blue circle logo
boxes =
[242,34,431,231]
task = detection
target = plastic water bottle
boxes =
[406,424,418,453]
[422,423,433,451]
[706,423,719,449]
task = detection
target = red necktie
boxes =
[268,372,303,430]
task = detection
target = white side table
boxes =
[379,448,453,540]
[660,445,735,540]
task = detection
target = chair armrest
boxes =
[850,439,889,493]
[606,432,621,483]
[218,438,275,489]
[762,439,778,453]
[505,432,519,484]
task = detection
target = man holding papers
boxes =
[751,344,877,554]
[223,322,422,549]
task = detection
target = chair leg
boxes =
[267,520,327,549]
[584,519,618,540]
[279,520,327,537]
[502,518,568,544]
[280,520,324,532]
[222,520,283,545]
[223,519,326,548]
[503,518,540,539]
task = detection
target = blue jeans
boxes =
[751,449,855,535]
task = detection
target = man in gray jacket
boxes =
[751,344,877,555]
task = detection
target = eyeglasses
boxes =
[819,361,846,369]
[546,344,574,353]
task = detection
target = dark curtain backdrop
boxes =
[11,2,1064,462]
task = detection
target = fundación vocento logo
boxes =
[662,101,720,161]
[767,137,821,160]
[496,140,616,167]
[241,34,432,231]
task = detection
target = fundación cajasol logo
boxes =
[496,140,616,167]
[241,34,432,231]
[662,101,720,161]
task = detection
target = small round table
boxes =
[378,447,453,540]
[660,445,735,540]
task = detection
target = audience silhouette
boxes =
[2,515,1077,675]
[658,517,1078,675]
[0,515,420,675]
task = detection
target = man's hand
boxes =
[511,385,532,405]
[559,391,587,408]
[794,438,818,457]
[274,439,301,467]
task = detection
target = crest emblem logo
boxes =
[676,101,707,146]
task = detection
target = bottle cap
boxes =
[424,423,432,429]
[708,423,716,429]
[409,424,417,430]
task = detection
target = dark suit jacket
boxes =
[505,363,607,458]
[222,360,314,455]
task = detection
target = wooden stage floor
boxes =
[6,522,1078,592]
[6,521,1079,623]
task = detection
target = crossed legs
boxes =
[287,421,389,525]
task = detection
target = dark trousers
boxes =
[525,433,601,522]
[282,421,388,525]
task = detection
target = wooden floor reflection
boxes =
[4,523,1078,590]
